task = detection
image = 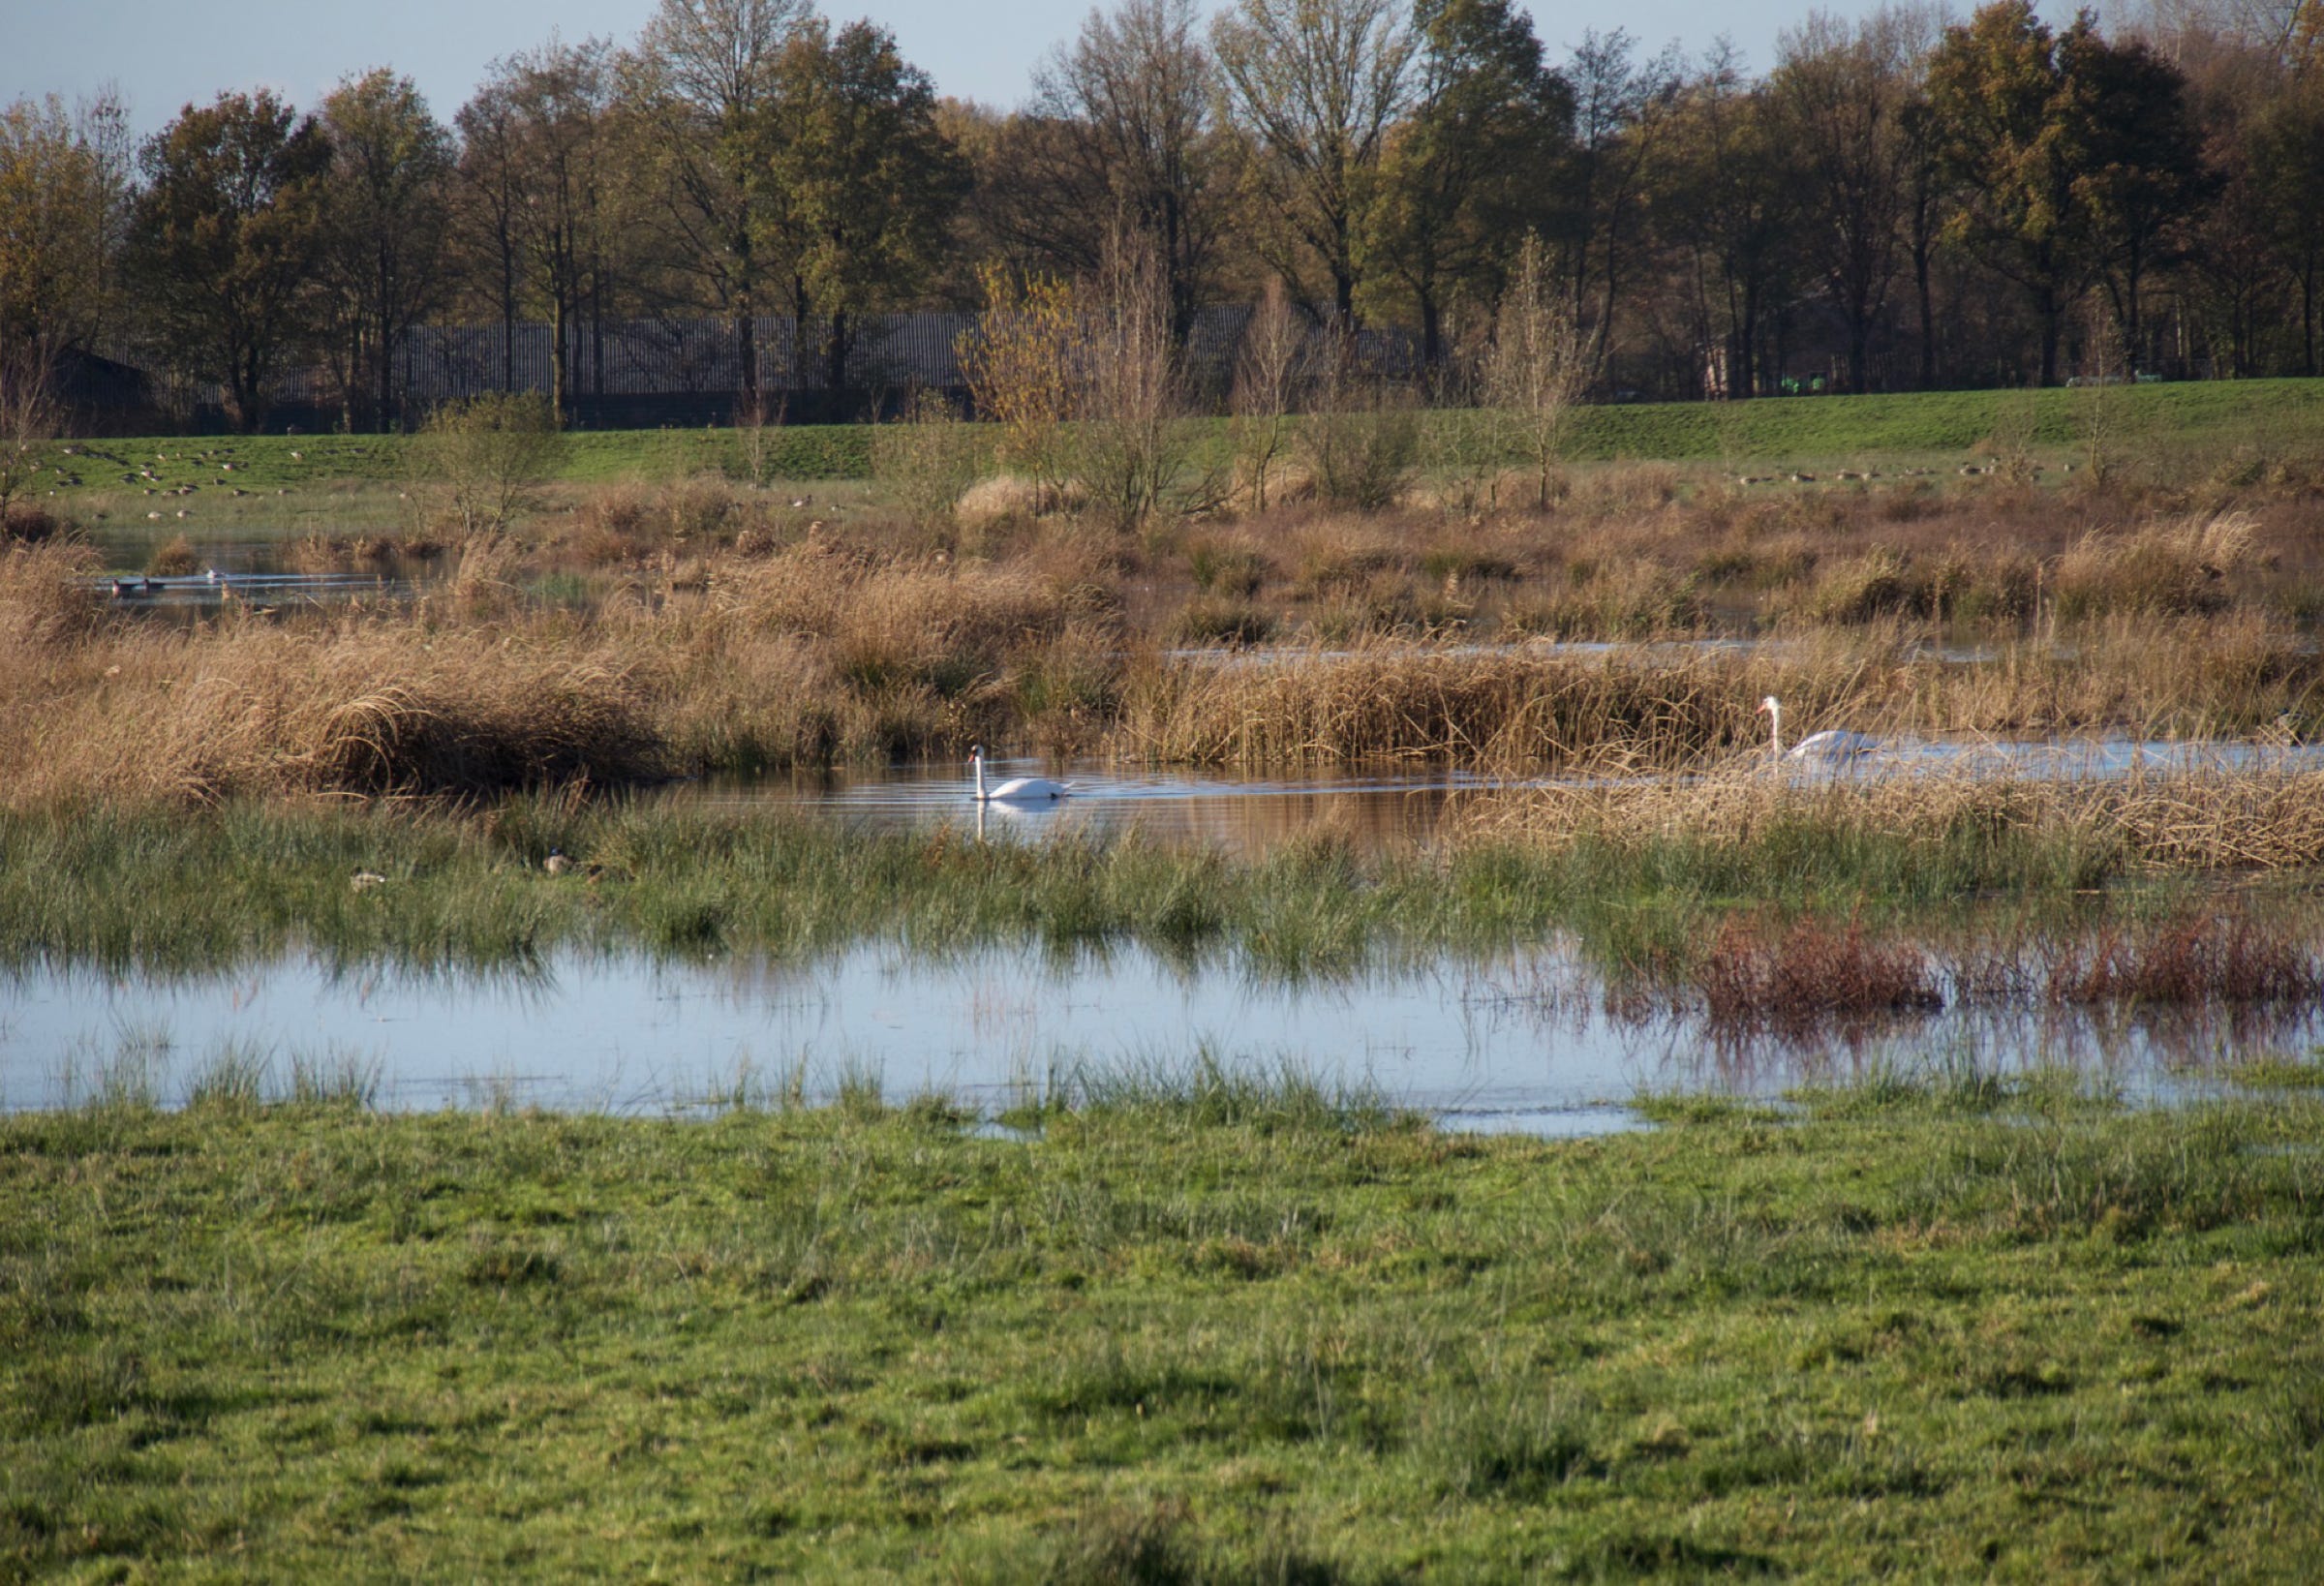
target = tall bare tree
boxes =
[462,39,619,425]
[1771,11,1920,393]
[999,0,1227,341]
[2252,66,2324,372]
[1558,29,1683,379]
[1656,45,1801,400]
[1211,0,1418,326]
[619,0,808,406]
[319,70,454,430]
[451,85,526,392]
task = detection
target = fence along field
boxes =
[92,307,1409,432]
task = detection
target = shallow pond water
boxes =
[87,569,416,616]
[677,760,1492,855]
[678,736,2324,857]
[3,939,2298,1129]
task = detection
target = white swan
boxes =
[970,745,1072,803]
[1758,696,1879,761]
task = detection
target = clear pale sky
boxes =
[6,0,1935,135]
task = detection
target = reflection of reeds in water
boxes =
[1640,908,2324,1086]
[1697,917,1942,1035]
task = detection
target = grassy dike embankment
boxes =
[4,1083,2321,1579]
[45,377,2324,487]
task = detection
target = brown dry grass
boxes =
[1112,613,2321,770]
[0,532,1118,802]
[0,617,658,804]
[1461,762,2324,871]
[16,452,2324,805]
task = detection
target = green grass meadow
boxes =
[46,377,2324,492]
[4,1083,2321,1579]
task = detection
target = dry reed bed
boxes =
[0,618,659,804]
[1116,616,2319,769]
[7,523,2324,801]
[1462,764,2324,870]
[0,540,1102,802]
[1166,489,2321,640]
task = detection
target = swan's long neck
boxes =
[972,750,987,801]
[1766,702,1782,757]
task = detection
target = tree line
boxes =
[4,0,2322,433]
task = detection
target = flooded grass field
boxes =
[15,407,2324,1576]
[10,754,2324,1128]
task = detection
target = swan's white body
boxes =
[1758,696,1879,761]
[970,746,1071,803]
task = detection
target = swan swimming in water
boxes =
[1758,696,1880,761]
[970,745,1072,802]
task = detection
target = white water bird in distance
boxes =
[1758,696,1879,761]
[970,745,1072,803]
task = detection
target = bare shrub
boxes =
[1697,916,1942,1033]
[2046,914,2319,1006]
[413,391,565,536]
[1483,231,1589,511]
[0,342,60,532]
[1299,330,1419,512]
[1228,279,1305,515]
[1073,236,1194,533]
[873,390,983,529]
[959,264,1080,503]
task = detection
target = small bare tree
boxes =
[1483,230,1589,511]
[872,388,982,528]
[1073,230,1189,531]
[734,388,785,488]
[413,391,565,536]
[0,342,60,533]
[958,262,1082,503]
[1228,279,1304,513]
[2072,298,2127,490]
